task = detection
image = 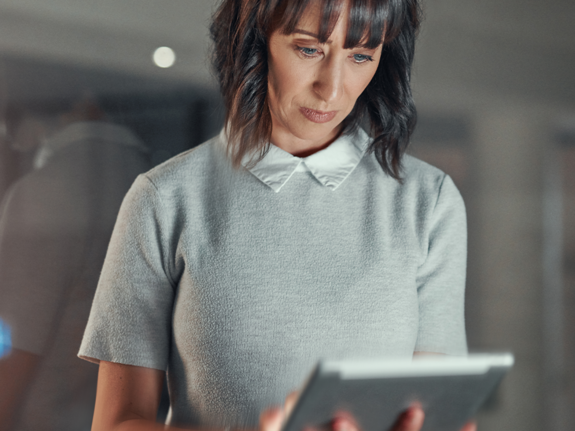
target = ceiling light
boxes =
[153,46,176,68]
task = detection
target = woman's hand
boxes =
[385,407,476,431]
[259,391,299,431]
[258,395,477,431]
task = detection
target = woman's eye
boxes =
[352,54,374,64]
[296,46,319,57]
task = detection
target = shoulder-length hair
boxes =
[210,0,421,180]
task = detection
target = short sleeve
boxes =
[414,175,468,356]
[78,174,175,371]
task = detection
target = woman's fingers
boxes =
[261,402,467,431]
[284,391,299,418]
[259,391,300,431]
[331,416,360,431]
[259,406,284,431]
[390,408,473,431]
[460,421,477,431]
[392,407,425,431]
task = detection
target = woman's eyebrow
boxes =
[292,28,333,44]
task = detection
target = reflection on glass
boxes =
[0,94,153,430]
[0,319,11,359]
[0,1,223,428]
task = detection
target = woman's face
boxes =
[267,1,382,155]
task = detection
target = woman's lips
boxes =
[300,107,337,124]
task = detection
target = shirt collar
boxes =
[240,128,370,193]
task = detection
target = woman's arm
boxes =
[92,361,188,431]
[93,361,287,431]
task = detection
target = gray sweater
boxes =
[79,129,467,428]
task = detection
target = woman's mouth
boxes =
[299,107,337,124]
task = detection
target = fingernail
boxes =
[405,409,417,424]
[403,410,413,424]
[333,418,352,431]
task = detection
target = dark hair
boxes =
[210,0,421,180]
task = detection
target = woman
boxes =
[79,0,474,430]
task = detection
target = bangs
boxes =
[272,0,407,49]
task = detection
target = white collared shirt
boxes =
[241,128,371,192]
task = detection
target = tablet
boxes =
[281,354,514,431]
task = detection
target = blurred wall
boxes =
[412,1,575,430]
[0,0,215,85]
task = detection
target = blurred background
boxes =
[0,0,573,430]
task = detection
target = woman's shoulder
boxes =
[139,133,225,192]
[399,154,460,195]
[391,154,464,211]
[401,153,447,184]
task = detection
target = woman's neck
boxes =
[270,124,344,158]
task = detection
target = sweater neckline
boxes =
[237,128,370,193]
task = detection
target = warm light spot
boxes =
[153,46,176,68]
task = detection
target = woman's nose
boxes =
[313,58,344,104]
